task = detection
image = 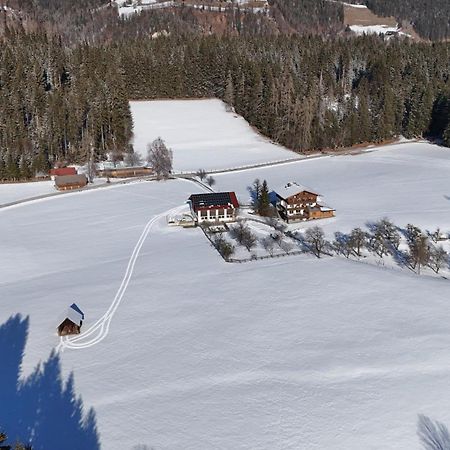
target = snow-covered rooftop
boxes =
[59,303,84,326]
[274,181,319,199]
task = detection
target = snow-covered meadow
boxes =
[0,180,55,205]
[2,100,450,449]
[130,99,299,172]
[214,141,450,235]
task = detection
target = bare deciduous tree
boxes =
[230,221,256,252]
[110,147,123,167]
[124,150,142,167]
[265,217,286,232]
[333,232,352,258]
[304,226,329,258]
[230,221,247,244]
[196,169,207,181]
[417,414,450,450]
[368,229,389,258]
[261,236,275,256]
[86,156,97,184]
[368,218,400,255]
[147,137,173,179]
[428,245,448,274]
[349,227,367,257]
[212,234,235,260]
[279,239,294,254]
[242,229,257,252]
[206,176,216,187]
[429,228,442,243]
[408,234,430,274]
[405,224,423,245]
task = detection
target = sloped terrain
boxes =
[2,137,450,448]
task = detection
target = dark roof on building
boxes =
[188,192,239,211]
[54,174,88,187]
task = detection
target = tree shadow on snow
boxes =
[0,315,100,450]
[247,185,278,206]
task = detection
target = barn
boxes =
[188,192,240,224]
[54,174,88,191]
[57,303,85,336]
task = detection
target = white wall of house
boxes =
[196,208,236,223]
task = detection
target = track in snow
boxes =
[58,205,183,351]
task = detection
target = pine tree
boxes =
[223,71,235,112]
[258,179,271,216]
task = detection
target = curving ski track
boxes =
[58,205,183,351]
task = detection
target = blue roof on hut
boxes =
[70,303,85,320]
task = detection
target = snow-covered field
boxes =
[349,24,410,37]
[214,141,450,234]
[2,130,450,448]
[0,180,55,205]
[0,178,116,207]
[130,99,299,172]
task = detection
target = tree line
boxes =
[4,0,450,42]
[1,30,450,182]
[0,30,132,181]
[364,0,450,42]
[120,34,450,151]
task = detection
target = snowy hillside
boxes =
[130,99,299,172]
[2,136,450,448]
[214,141,450,234]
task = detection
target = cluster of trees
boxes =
[210,231,235,260]
[0,31,132,182]
[206,215,449,273]
[302,218,449,275]
[208,219,295,260]
[3,0,117,42]
[229,221,257,252]
[364,0,450,41]
[195,169,216,188]
[271,0,343,35]
[120,35,450,151]
[251,179,273,216]
[4,0,450,42]
[1,29,450,182]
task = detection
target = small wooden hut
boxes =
[57,303,85,336]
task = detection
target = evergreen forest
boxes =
[0,2,450,181]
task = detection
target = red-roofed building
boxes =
[49,167,77,179]
[188,192,240,224]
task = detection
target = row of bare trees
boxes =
[205,216,449,274]
[314,218,450,275]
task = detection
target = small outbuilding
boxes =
[54,174,88,191]
[57,303,85,336]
